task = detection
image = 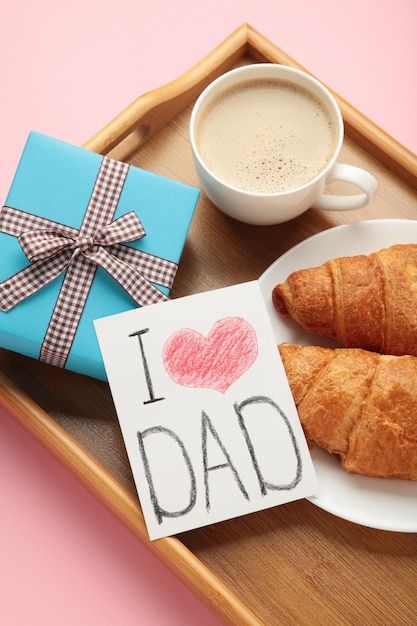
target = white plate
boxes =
[258,219,417,532]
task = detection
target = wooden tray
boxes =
[2,24,417,625]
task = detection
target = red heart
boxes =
[162,317,258,394]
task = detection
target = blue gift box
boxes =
[0,132,200,380]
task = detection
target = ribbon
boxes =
[0,156,178,368]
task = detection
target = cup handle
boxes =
[312,163,378,211]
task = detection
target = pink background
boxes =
[1,1,416,624]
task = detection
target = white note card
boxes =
[94,281,317,540]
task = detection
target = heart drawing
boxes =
[162,317,259,394]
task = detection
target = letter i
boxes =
[129,328,164,404]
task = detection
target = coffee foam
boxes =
[196,79,337,194]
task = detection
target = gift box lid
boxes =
[0,132,200,380]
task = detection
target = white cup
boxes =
[190,64,377,225]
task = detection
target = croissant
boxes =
[272,244,417,357]
[278,342,417,480]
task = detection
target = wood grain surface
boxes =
[1,25,416,625]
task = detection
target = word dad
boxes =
[130,328,302,526]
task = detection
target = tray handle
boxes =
[83,25,252,160]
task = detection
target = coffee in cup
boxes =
[195,78,338,194]
[190,64,377,225]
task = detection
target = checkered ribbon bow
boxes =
[0,156,178,368]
